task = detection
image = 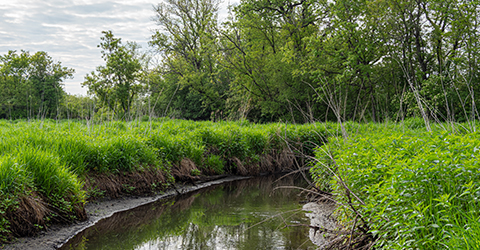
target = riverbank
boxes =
[6,175,250,250]
[60,173,327,250]
[310,120,480,249]
[0,119,328,244]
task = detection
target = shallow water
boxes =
[60,174,324,250]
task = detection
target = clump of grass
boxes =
[204,155,225,174]
[0,157,31,234]
[0,147,86,241]
[0,157,31,198]
[14,147,85,204]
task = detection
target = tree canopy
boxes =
[3,0,480,123]
[143,0,480,123]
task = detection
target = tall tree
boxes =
[82,31,143,118]
[29,51,75,119]
[150,0,228,120]
[219,0,325,122]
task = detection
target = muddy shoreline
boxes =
[5,175,250,250]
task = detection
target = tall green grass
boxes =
[0,118,328,242]
[311,120,480,249]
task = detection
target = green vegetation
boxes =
[0,119,326,243]
[3,0,480,123]
[0,51,74,120]
[4,118,479,249]
[311,120,480,249]
[143,0,480,123]
[82,31,144,119]
[2,0,480,248]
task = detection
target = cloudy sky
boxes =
[0,0,237,95]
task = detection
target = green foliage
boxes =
[0,50,74,120]
[0,145,86,239]
[218,0,321,122]
[82,31,144,119]
[150,0,228,121]
[4,0,480,124]
[59,94,96,120]
[0,157,31,196]
[312,122,480,249]
[0,157,30,241]
[144,0,480,123]
[0,119,327,177]
[204,155,224,174]
[190,168,201,176]
[15,147,84,200]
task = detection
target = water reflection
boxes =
[61,174,322,250]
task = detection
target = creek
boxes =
[59,174,332,250]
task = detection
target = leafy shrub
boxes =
[313,124,480,249]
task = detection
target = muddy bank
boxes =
[5,175,250,250]
[303,202,337,248]
[2,149,301,249]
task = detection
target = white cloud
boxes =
[0,0,238,95]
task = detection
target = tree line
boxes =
[2,0,480,123]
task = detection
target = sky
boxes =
[0,0,237,95]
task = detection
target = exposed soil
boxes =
[4,175,249,250]
[303,202,337,248]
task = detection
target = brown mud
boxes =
[303,202,337,248]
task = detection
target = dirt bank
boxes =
[303,202,337,248]
[5,175,250,250]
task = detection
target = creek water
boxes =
[60,174,330,250]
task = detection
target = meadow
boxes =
[0,118,328,242]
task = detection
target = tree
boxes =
[301,0,391,122]
[0,50,74,119]
[219,0,324,122]
[29,51,75,119]
[82,31,143,119]
[150,0,228,120]
[372,0,480,122]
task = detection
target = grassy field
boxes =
[0,118,328,243]
[311,119,480,249]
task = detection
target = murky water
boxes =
[60,174,327,250]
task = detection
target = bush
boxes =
[312,123,480,249]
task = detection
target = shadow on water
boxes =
[60,173,328,250]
